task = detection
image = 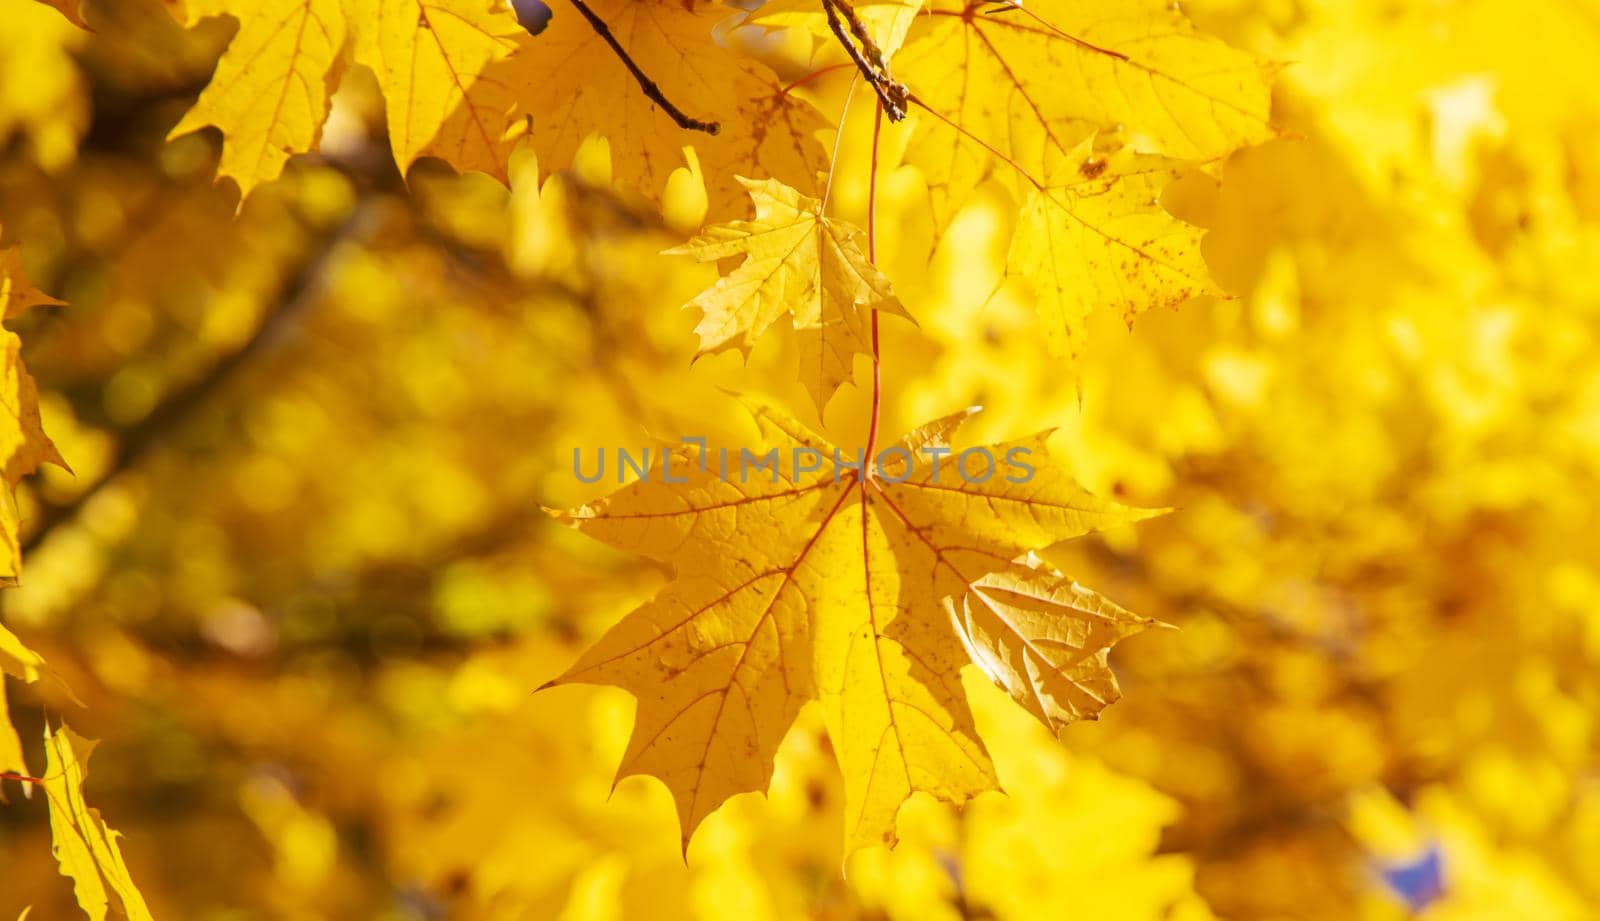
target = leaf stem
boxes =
[998,1,1130,61]
[906,93,1046,191]
[563,0,721,135]
[779,62,853,98]
[864,107,885,470]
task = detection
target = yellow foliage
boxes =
[550,403,1160,851]
[668,178,913,411]
[0,0,1598,919]
[39,725,155,921]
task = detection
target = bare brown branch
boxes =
[821,0,907,121]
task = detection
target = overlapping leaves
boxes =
[169,0,524,197]
[548,405,1163,850]
[166,0,826,211]
[895,0,1273,216]
[156,0,1273,862]
[891,0,1271,353]
[0,225,144,920]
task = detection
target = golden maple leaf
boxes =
[897,0,1275,226]
[1,621,45,776]
[39,725,156,921]
[667,177,915,413]
[759,0,1266,356]
[169,0,521,198]
[168,0,350,200]
[504,0,829,216]
[348,0,524,181]
[0,230,68,585]
[1009,141,1222,355]
[546,404,1163,852]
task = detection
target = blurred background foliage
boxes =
[2,0,1598,918]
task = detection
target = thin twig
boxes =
[833,0,888,70]
[821,0,907,121]
[565,0,720,135]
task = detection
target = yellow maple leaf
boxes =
[0,620,45,684]
[896,0,1274,225]
[348,0,523,182]
[171,0,522,197]
[1,621,46,778]
[169,0,349,201]
[1,245,64,320]
[547,404,1163,852]
[667,177,914,412]
[40,724,156,921]
[0,232,68,585]
[0,681,23,779]
[1009,142,1221,355]
[505,0,828,216]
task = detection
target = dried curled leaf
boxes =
[667,177,914,412]
[548,403,1163,852]
[949,554,1164,733]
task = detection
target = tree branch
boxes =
[831,0,887,70]
[564,0,721,135]
[820,0,907,121]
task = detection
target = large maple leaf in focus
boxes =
[547,405,1164,851]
